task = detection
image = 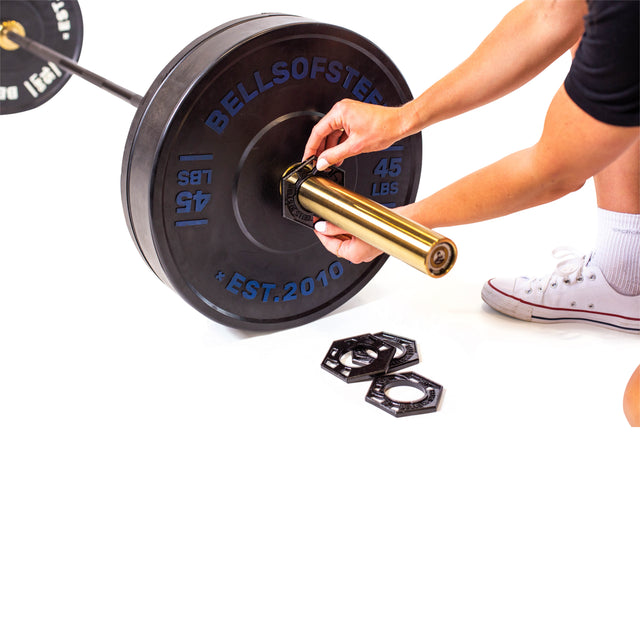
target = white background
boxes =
[1,1,638,638]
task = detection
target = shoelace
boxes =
[526,247,593,294]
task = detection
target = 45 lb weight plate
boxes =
[0,1,83,114]
[122,14,422,330]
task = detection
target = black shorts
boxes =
[564,0,639,127]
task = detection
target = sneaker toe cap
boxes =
[485,277,519,295]
[481,278,534,320]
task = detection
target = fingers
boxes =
[303,103,346,161]
[303,100,360,168]
[310,130,345,170]
[304,99,403,173]
[314,220,383,264]
[313,220,345,236]
[314,228,347,258]
[316,142,352,171]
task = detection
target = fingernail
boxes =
[314,220,327,233]
[316,157,329,171]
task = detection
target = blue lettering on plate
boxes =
[205,57,385,134]
[222,262,345,302]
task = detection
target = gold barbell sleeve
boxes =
[290,172,457,278]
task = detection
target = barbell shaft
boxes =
[295,175,457,277]
[3,25,142,107]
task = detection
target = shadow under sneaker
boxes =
[481,248,640,333]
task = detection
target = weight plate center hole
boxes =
[384,382,428,404]
[234,111,322,254]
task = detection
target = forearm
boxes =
[399,0,586,135]
[409,148,564,228]
[313,87,638,264]
[409,87,639,230]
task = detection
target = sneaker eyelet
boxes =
[570,301,577,307]
[577,276,584,282]
[526,288,532,295]
[588,303,594,309]
[589,274,596,281]
[551,282,558,288]
[564,279,570,285]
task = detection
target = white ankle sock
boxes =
[592,208,640,296]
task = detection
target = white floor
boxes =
[1,2,638,638]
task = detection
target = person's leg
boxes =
[593,138,639,214]
[591,139,640,297]
[597,141,640,427]
[624,365,640,428]
[481,133,639,332]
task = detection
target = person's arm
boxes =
[304,0,587,170]
[314,86,639,263]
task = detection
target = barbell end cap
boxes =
[425,239,457,278]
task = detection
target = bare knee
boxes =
[623,365,640,427]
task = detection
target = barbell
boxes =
[1,1,457,330]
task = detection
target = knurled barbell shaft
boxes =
[3,25,142,107]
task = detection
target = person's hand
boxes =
[313,220,382,263]
[313,205,411,264]
[303,99,407,170]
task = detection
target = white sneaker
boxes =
[481,248,640,333]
